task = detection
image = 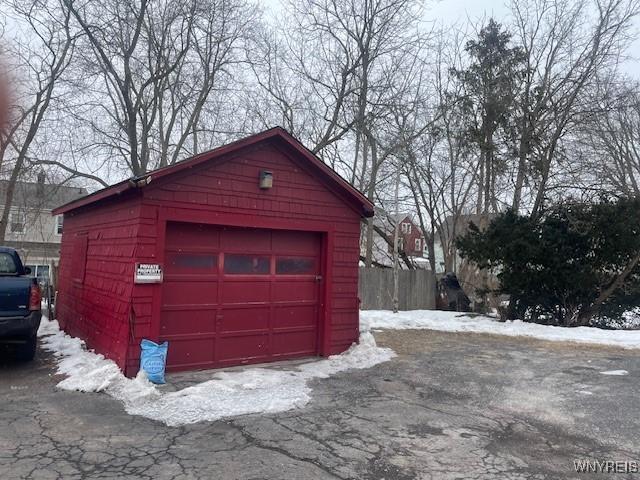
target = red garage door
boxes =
[160,222,322,371]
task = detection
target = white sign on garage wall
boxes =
[135,263,163,284]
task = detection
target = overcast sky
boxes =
[433,0,639,78]
[265,0,640,79]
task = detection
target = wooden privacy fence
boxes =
[358,267,436,311]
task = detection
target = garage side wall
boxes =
[56,195,143,370]
[125,141,362,375]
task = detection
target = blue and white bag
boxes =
[140,339,168,384]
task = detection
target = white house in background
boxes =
[0,175,87,284]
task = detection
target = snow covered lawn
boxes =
[361,310,640,350]
[37,316,395,427]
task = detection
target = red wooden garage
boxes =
[53,128,374,376]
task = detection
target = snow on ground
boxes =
[38,317,395,427]
[39,308,638,426]
[620,308,640,328]
[361,310,640,350]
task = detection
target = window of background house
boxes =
[401,223,411,234]
[56,215,63,234]
[25,264,50,282]
[398,238,404,250]
[10,212,25,234]
[37,265,50,282]
[414,238,422,251]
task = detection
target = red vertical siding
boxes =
[124,204,161,375]
[56,194,142,370]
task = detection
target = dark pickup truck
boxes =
[0,247,42,361]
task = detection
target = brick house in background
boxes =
[362,210,434,269]
[388,214,427,259]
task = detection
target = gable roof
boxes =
[53,127,374,217]
[372,208,421,231]
[0,180,87,211]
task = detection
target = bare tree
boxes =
[154,0,257,166]
[390,28,478,275]
[56,0,255,181]
[0,0,76,241]
[247,0,428,268]
[244,0,366,159]
[509,0,640,215]
[578,77,640,197]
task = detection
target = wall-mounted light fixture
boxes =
[259,170,273,189]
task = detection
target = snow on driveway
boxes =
[361,310,640,350]
[38,316,395,427]
[39,309,638,426]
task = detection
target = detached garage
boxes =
[53,128,374,376]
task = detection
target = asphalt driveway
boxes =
[1,329,638,479]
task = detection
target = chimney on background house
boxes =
[36,171,45,198]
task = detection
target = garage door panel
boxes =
[271,330,316,356]
[165,252,218,274]
[272,230,319,255]
[221,281,270,304]
[219,307,269,333]
[160,310,215,335]
[161,223,320,372]
[165,222,220,249]
[220,228,271,252]
[166,337,215,368]
[275,256,318,275]
[163,280,218,306]
[224,254,270,274]
[272,280,317,302]
[218,334,269,362]
[273,305,316,328]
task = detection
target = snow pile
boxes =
[361,310,640,349]
[130,332,395,426]
[592,308,640,330]
[38,317,159,404]
[38,316,394,427]
[620,308,640,328]
[38,319,126,393]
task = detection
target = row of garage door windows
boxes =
[170,253,316,275]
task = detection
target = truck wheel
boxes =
[16,335,37,362]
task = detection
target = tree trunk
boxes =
[576,251,640,325]
[364,134,378,267]
[426,234,436,272]
[476,156,484,214]
[392,165,401,314]
[484,151,491,214]
[0,169,19,242]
